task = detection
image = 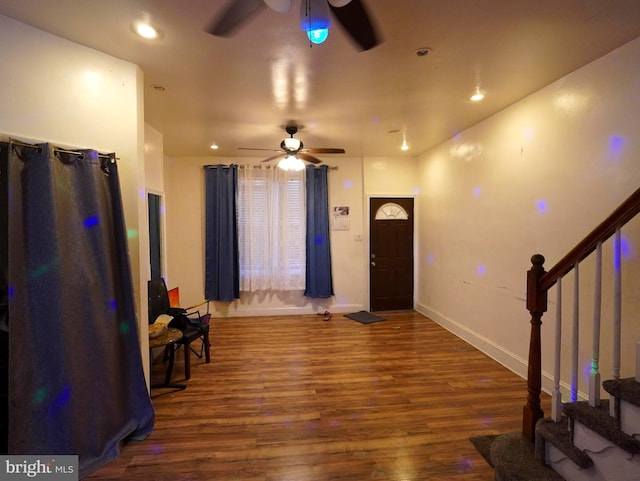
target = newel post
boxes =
[523,254,547,442]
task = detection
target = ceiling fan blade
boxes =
[299,153,322,164]
[264,0,292,13]
[206,0,266,37]
[238,147,282,152]
[328,0,381,51]
[305,148,346,154]
[262,154,285,163]
[328,0,353,6]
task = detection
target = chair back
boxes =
[148,278,170,324]
[167,287,180,308]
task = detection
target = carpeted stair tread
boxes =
[602,377,640,408]
[563,399,640,454]
[469,434,497,466]
[490,432,564,481]
[535,417,592,468]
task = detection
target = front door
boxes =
[369,197,414,311]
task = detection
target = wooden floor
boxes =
[87,310,550,480]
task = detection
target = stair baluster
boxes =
[636,341,640,382]
[611,228,622,418]
[589,242,602,408]
[572,263,580,402]
[552,278,563,422]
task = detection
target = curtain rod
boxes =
[206,164,338,171]
[9,138,117,161]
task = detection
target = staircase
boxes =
[491,377,640,480]
[490,187,640,481]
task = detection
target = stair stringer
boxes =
[620,399,640,439]
[536,394,640,481]
[602,377,640,441]
[572,420,640,481]
[544,443,600,481]
[542,421,640,481]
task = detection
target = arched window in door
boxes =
[374,202,409,220]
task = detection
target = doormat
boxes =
[344,311,386,324]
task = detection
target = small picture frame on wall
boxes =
[333,206,350,230]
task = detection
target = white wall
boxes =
[363,155,420,307]
[164,155,368,316]
[416,38,640,398]
[164,154,422,316]
[145,124,165,193]
[144,124,165,285]
[0,14,150,381]
[364,156,420,197]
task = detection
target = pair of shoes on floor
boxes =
[317,310,332,321]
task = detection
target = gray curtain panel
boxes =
[5,142,154,477]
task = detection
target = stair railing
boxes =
[522,186,640,442]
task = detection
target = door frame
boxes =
[365,195,418,311]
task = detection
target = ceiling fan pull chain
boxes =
[304,0,312,48]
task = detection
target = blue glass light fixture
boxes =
[307,28,329,44]
[300,0,331,45]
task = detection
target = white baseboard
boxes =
[210,303,365,318]
[415,302,563,398]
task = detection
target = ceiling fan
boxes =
[239,124,345,169]
[206,0,381,51]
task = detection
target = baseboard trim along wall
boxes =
[414,302,581,399]
[208,303,366,319]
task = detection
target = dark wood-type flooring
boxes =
[87,310,550,480]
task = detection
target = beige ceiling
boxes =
[1,0,639,160]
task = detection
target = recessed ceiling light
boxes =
[470,87,484,102]
[415,47,432,57]
[210,143,219,150]
[401,132,409,151]
[151,84,165,91]
[134,22,158,39]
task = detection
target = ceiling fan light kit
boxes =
[208,0,380,51]
[300,0,332,45]
[277,155,306,171]
[282,137,302,150]
[239,123,346,170]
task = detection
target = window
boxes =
[237,167,306,291]
[375,202,409,220]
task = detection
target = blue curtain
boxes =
[6,142,154,477]
[304,165,334,298]
[204,165,240,301]
[0,142,8,454]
